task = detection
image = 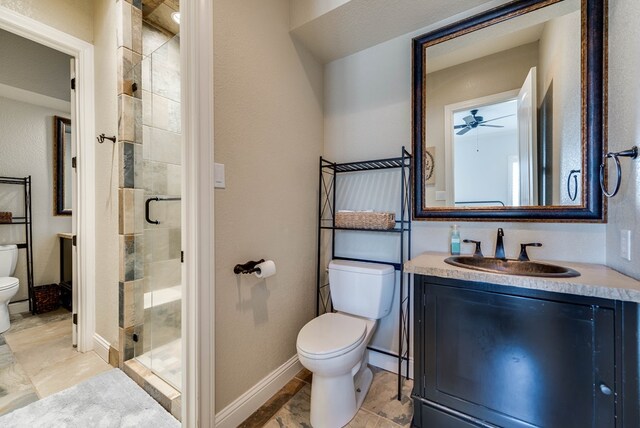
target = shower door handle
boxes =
[145,197,160,225]
[145,197,181,225]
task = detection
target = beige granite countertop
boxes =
[57,232,73,239]
[405,252,640,303]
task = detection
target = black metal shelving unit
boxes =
[0,176,35,314]
[316,147,412,400]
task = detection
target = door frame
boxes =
[0,8,96,352]
[181,0,215,425]
[443,89,519,206]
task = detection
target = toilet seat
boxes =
[0,277,18,291]
[297,313,366,360]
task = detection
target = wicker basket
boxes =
[335,211,395,230]
[34,284,61,314]
[0,212,12,224]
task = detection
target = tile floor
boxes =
[241,366,414,427]
[0,309,112,416]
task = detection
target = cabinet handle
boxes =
[599,382,612,396]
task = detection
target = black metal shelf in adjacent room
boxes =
[316,148,412,401]
[0,176,35,314]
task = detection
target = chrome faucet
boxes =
[495,228,506,260]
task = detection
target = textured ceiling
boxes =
[290,0,511,63]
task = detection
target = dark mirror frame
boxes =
[53,116,72,216]
[412,0,606,222]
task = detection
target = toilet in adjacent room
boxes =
[296,259,395,428]
[0,244,20,333]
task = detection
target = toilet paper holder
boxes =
[233,259,265,275]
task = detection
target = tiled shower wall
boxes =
[117,0,145,364]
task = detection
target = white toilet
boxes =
[296,260,395,428]
[0,245,20,333]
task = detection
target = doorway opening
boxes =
[0,11,107,414]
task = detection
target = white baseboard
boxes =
[215,355,302,428]
[93,333,110,363]
[8,300,30,315]
[368,348,414,380]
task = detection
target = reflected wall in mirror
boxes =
[54,116,72,216]
[412,0,606,221]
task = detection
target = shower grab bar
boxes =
[145,197,181,225]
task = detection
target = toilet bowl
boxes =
[296,260,395,428]
[297,312,377,428]
[0,245,20,333]
[0,277,19,333]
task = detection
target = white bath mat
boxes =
[0,368,180,427]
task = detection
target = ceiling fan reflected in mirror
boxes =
[454,109,514,135]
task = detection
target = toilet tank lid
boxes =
[0,244,17,251]
[329,260,394,275]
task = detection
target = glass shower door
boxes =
[136,32,182,391]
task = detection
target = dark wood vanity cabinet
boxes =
[412,276,640,428]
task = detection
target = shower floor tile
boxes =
[136,338,181,390]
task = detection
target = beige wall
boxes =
[214,0,324,411]
[538,11,581,205]
[290,0,350,28]
[606,0,640,280]
[0,0,94,43]
[93,0,120,347]
[0,97,72,300]
[424,42,539,207]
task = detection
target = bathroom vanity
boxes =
[406,253,640,428]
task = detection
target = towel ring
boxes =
[599,146,638,198]
[567,169,580,202]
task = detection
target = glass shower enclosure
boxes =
[135,32,182,390]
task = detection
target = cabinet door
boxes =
[422,283,615,428]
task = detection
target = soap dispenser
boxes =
[450,225,461,255]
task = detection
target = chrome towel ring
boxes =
[599,146,638,198]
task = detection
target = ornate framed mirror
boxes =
[412,0,606,221]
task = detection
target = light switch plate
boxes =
[214,163,225,188]
[620,229,631,261]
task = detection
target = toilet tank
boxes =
[0,245,18,277]
[328,260,395,319]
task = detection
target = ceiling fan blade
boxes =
[479,114,515,124]
[462,115,475,125]
[480,124,503,128]
[456,127,471,135]
[454,124,468,129]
